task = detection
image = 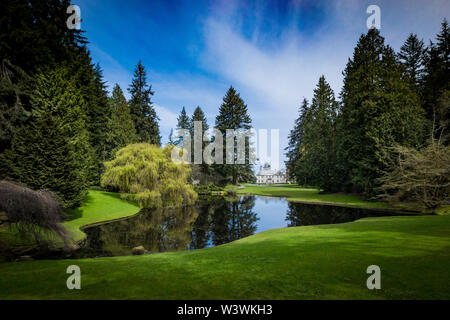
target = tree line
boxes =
[0,0,256,209]
[285,23,449,203]
[171,86,255,186]
[0,0,161,207]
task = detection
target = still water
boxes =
[80,196,404,257]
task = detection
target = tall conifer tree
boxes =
[190,106,210,181]
[422,19,450,140]
[338,29,426,194]
[398,33,426,86]
[285,98,309,183]
[106,84,138,159]
[128,61,160,145]
[296,76,339,191]
[176,107,190,130]
[2,67,92,207]
[215,86,254,185]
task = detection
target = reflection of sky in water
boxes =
[83,196,402,257]
[252,196,289,233]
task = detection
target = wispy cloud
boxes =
[196,0,449,169]
[85,0,449,169]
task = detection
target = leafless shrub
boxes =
[0,180,70,247]
[376,139,450,209]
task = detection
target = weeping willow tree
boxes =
[101,143,197,208]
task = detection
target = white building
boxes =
[256,164,288,184]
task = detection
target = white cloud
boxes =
[153,104,179,144]
[197,0,449,169]
[89,0,449,169]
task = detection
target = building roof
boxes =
[257,167,285,176]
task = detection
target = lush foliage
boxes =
[101,143,197,208]
[0,61,31,154]
[106,84,138,159]
[286,28,438,197]
[285,98,308,183]
[421,19,450,137]
[293,76,339,191]
[2,67,93,207]
[398,33,426,87]
[338,28,426,194]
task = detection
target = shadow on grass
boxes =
[65,192,94,221]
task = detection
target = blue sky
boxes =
[76,0,449,169]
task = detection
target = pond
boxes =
[79,196,407,258]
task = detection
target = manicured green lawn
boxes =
[1,186,449,299]
[1,214,449,299]
[0,190,140,248]
[237,184,410,211]
[64,190,140,242]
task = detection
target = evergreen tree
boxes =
[295,76,339,191]
[398,33,426,86]
[191,106,209,130]
[190,105,209,154]
[285,98,309,184]
[0,0,87,75]
[190,106,211,183]
[215,86,254,185]
[2,67,92,207]
[106,84,138,159]
[0,60,31,155]
[422,19,450,140]
[176,106,190,130]
[82,64,111,183]
[338,29,426,194]
[128,61,160,145]
[173,106,192,164]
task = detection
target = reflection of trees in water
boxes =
[189,197,259,249]
[285,202,393,227]
[84,196,259,256]
[190,203,213,249]
[85,206,198,256]
[210,196,258,246]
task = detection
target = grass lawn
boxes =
[64,190,140,242]
[0,190,140,248]
[0,214,449,299]
[236,184,423,211]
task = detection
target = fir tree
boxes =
[106,84,138,159]
[215,86,254,185]
[190,106,211,182]
[0,60,31,155]
[0,0,87,75]
[398,33,425,86]
[285,98,309,184]
[128,61,160,145]
[81,64,112,183]
[176,106,190,130]
[338,29,426,194]
[191,106,209,133]
[422,19,450,139]
[2,67,92,207]
[295,76,339,191]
